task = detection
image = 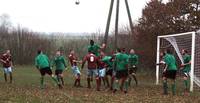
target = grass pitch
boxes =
[0,66,199,103]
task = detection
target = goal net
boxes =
[156,31,200,92]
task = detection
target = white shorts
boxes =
[98,68,106,77]
[87,69,98,77]
[72,66,81,76]
[3,67,12,74]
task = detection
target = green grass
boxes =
[0,66,200,103]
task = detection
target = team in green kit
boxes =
[158,49,191,96]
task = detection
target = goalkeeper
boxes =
[180,49,191,95]
[159,49,177,95]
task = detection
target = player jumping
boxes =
[51,50,67,86]
[68,50,82,87]
[0,50,13,83]
[35,50,62,89]
[87,40,106,57]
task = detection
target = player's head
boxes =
[166,49,172,54]
[160,51,166,58]
[6,49,10,55]
[181,49,188,55]
[56,50,61,56]
[70,49,75,54]
[37,49,42,55]
[102,43,106,48]
[122,48,126,53]
[90,40,94,46]
[116,48,121,53]
[130,49,135,54]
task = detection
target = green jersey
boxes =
[35,53,50,69]
[128,54,139,67]
[52,56,67,71]
[88,44,100,56]
[102,56,112,67]
[164,54,177,71]
[114,53,129,71]
[183,54,191,72]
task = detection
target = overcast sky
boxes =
[0,0,168,33]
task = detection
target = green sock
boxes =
[40,77,44,89]
[114,80,119,90]
[124,80,129,91]
[163,80,168,94]
[172,83,176,95]
[184,79,189,90]
[51,76,59,85]
[57,76,61,84]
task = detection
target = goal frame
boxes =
[156,31,196,92]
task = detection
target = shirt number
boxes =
[90,56,94,62]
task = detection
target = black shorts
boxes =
[55,70,63,75]
[163,70,177,80]
[106,68,113,76]
[40,67,52,76]
[115,70,128,79]
[129,66,137,74]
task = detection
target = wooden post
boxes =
[115,0,120,49]
[104,0,115,46]
[125,0,134,34]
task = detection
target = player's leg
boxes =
[60,73,64,86]
[101,68,106,88]
[113,71,120,93]
[105,68,112,88]
[169,70,176,95]
[55,70,61,84]
[171,79,176,95]
[46,67,62,88]
[128,68,133,86]
[183,72,189,95]
[56,70,64,86]
[123,70,129,94]
[111,70,115,90]
[94,69,100,91]
[72,66,78,87]
[132,67,138,85]
[8,67,13,83]
[3,68,8,82]
[73,66,81,87]
[39,69,45,89]
[162,71,168,95]
[87,69,92,88]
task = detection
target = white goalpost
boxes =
[156,31,200,92]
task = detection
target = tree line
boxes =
[0,0,200,69]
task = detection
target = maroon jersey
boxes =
[1,53,12,68]
[68,54,77,66]
[82,53,99,69]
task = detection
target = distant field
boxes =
[0,65,199,103]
